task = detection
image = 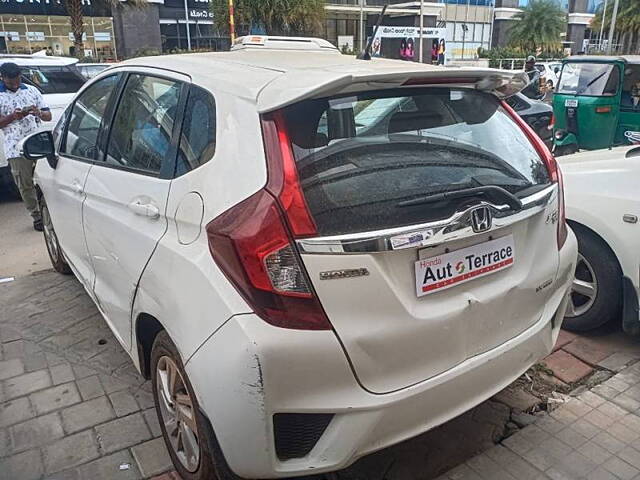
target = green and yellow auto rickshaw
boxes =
[553,55,640,155]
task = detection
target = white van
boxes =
[0,53,85,193]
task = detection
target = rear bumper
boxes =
[186,232,577,479]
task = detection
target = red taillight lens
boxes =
[206,190,331,330]
[502,100,567,249]
[206,112,331,331]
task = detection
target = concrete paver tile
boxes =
[543,350,594,384]
[578,441,614,465]
[553,450,599,478]
[592,384,621,401]
[2,369,51,400]
[597,401,629,420]
[608,421,640,444]
[95,413,151,454]
[42,429,99,474]
[618,446,640,470]
[61,396,115,434]
[535,415,565,434]
[75,449,142,480]
[131,437,173,478]
[570,418,602,439]
[49,364,74,386]
[592,430,627,454]
[587,466,621,480]
[30,382,81,416]
[584,409,617,430]
[602,456,639,480]
[0,397,33,429]
[447,463,483,480]
[612,393,640,413]
[603,377,631,393]
[579,391,607,409]
[484,445,544,480]
[599,352,640,372]
[518,425,551,444]
[143,408,162,438]
[0,448,44,480]
[9,412,64,453]
[553,330,577,352]
[0,359,24,381]
[556,426,589,448]
[76,375,104,401]
[562,338,615,366]
[98,374,129,395]
[466,453,517,480]
[108,390,139,417]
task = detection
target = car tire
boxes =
[151,331,240,480]
[563,227,622,332]
[40,195,72,275]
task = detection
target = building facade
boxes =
[0,0,116,60]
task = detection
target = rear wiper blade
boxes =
[397,185,523,211]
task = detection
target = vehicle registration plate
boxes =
[414,235,515,297]
[565,99,578,107]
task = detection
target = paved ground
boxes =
[1,195,639,480]
[440,363,640,480]
[0,193,50,278]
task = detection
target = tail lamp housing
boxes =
[502,100,568,249]
[206,112,331,331]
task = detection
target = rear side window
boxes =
[22,66,85,94]
[105,74,181,175]
[62,74,120,160]
[176,85,216,176]
[282,88,550,236]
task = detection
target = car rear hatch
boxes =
[279,87,562,393]
[206,79,565,395]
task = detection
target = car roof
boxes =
[564,55,640,64]
[118,50,525,113]
[0,54,78,67]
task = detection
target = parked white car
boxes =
[560,145,640,335]
[535,61,563,89]
[0,54,85,194]
[27,36,577,479]
[76,62,113,80]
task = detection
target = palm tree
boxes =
[211,0,325,37]
[592,0,640,53]
[507,0,566,54]
[64,0,145,56]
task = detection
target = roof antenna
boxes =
[358,4,388,60]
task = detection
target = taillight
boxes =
[205,113,331,331]
[502,100,567,249]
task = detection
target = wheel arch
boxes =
[135,312,165,379]
[567,219,623,274]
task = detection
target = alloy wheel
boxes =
[156,355,201,472]
[565,253,598,318]
[42,203,60,264]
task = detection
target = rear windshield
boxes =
[557,63,620,96]
[282,88,550,236]
[21,65,86,94]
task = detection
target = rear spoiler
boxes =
[257,68,530,113]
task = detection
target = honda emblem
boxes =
[471,206,492,233]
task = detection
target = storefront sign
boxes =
[189,9,212,19]
[375,26,446,39]
[27,31,45,41]
[0,0,109,17]
[94,31,111,42]
[0,31,20,41]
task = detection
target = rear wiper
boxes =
[397,185,523,211]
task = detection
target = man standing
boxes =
[522,55,542,99]
[0,62,51,231]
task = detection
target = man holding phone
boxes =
[0,62,51,230]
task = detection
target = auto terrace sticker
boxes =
[414,235,515,297]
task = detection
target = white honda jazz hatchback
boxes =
[25,36,577,480]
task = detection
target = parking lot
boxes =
[2,192,639,480]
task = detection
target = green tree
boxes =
[211,0,325,37]
[507,0,566,53]
[64,0,145,57]
[592,0,640,53]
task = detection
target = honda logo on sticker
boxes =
[471,206,492,233]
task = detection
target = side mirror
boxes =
[21,131,57,169]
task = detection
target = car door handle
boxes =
[128,200,160,219]
[72,180,84,194]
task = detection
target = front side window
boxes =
[176,85,216,176]
[282,88,550,236]
[62,74,120,161]
[557,62,620,96]
[105,74,181,174]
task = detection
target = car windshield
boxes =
[557,62,620,96]
[21,65,86,94]
[282,88,550,236]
